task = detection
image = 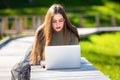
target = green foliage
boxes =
[8,18,15,29]
[80,32,120,80]
[26,18,32,29]
[0,0,104,9]
[82,15,97,27]
[0,0,120,27]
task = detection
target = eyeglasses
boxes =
[52,19,64,25]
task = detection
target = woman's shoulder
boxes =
[67,26,77,35]
[70,26,80,40]
[66,29,79,45]
[67,29,76,38]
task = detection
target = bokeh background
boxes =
[0,0,120,80]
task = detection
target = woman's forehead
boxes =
[52,13,64,20]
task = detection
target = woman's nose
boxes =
[56,21,60,26]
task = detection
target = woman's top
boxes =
[39,28,79,63]
[51,29,78,45]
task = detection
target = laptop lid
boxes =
[45,45,81,70]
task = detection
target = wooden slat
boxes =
[31,57,110,80]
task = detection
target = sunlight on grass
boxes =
[88,33,120,56]
[80,32,120,80]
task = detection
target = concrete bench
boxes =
[31,57,110,80]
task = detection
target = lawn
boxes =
[80,32,120,80]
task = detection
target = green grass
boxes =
[80,32,120,80]
[0,36,7,41]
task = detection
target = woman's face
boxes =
[52,13,64,32]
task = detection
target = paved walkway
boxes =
[77,26,120,37]
[0,36,34,80]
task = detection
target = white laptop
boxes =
[45,45,81,70]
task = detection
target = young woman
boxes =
[11,4,80,80]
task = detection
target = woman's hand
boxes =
[40,61,46,68]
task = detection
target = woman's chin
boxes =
[54,29,62,32]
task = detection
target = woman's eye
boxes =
[52,21,56,23]
[59,19,64,22]
[59,20,63,22]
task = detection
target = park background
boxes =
[0,0,120,80]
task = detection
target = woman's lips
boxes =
[56,27,61,29]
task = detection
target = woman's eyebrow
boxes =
[59,18,64,20]
[52,18,63,21]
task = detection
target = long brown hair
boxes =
[30,4,80,65]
